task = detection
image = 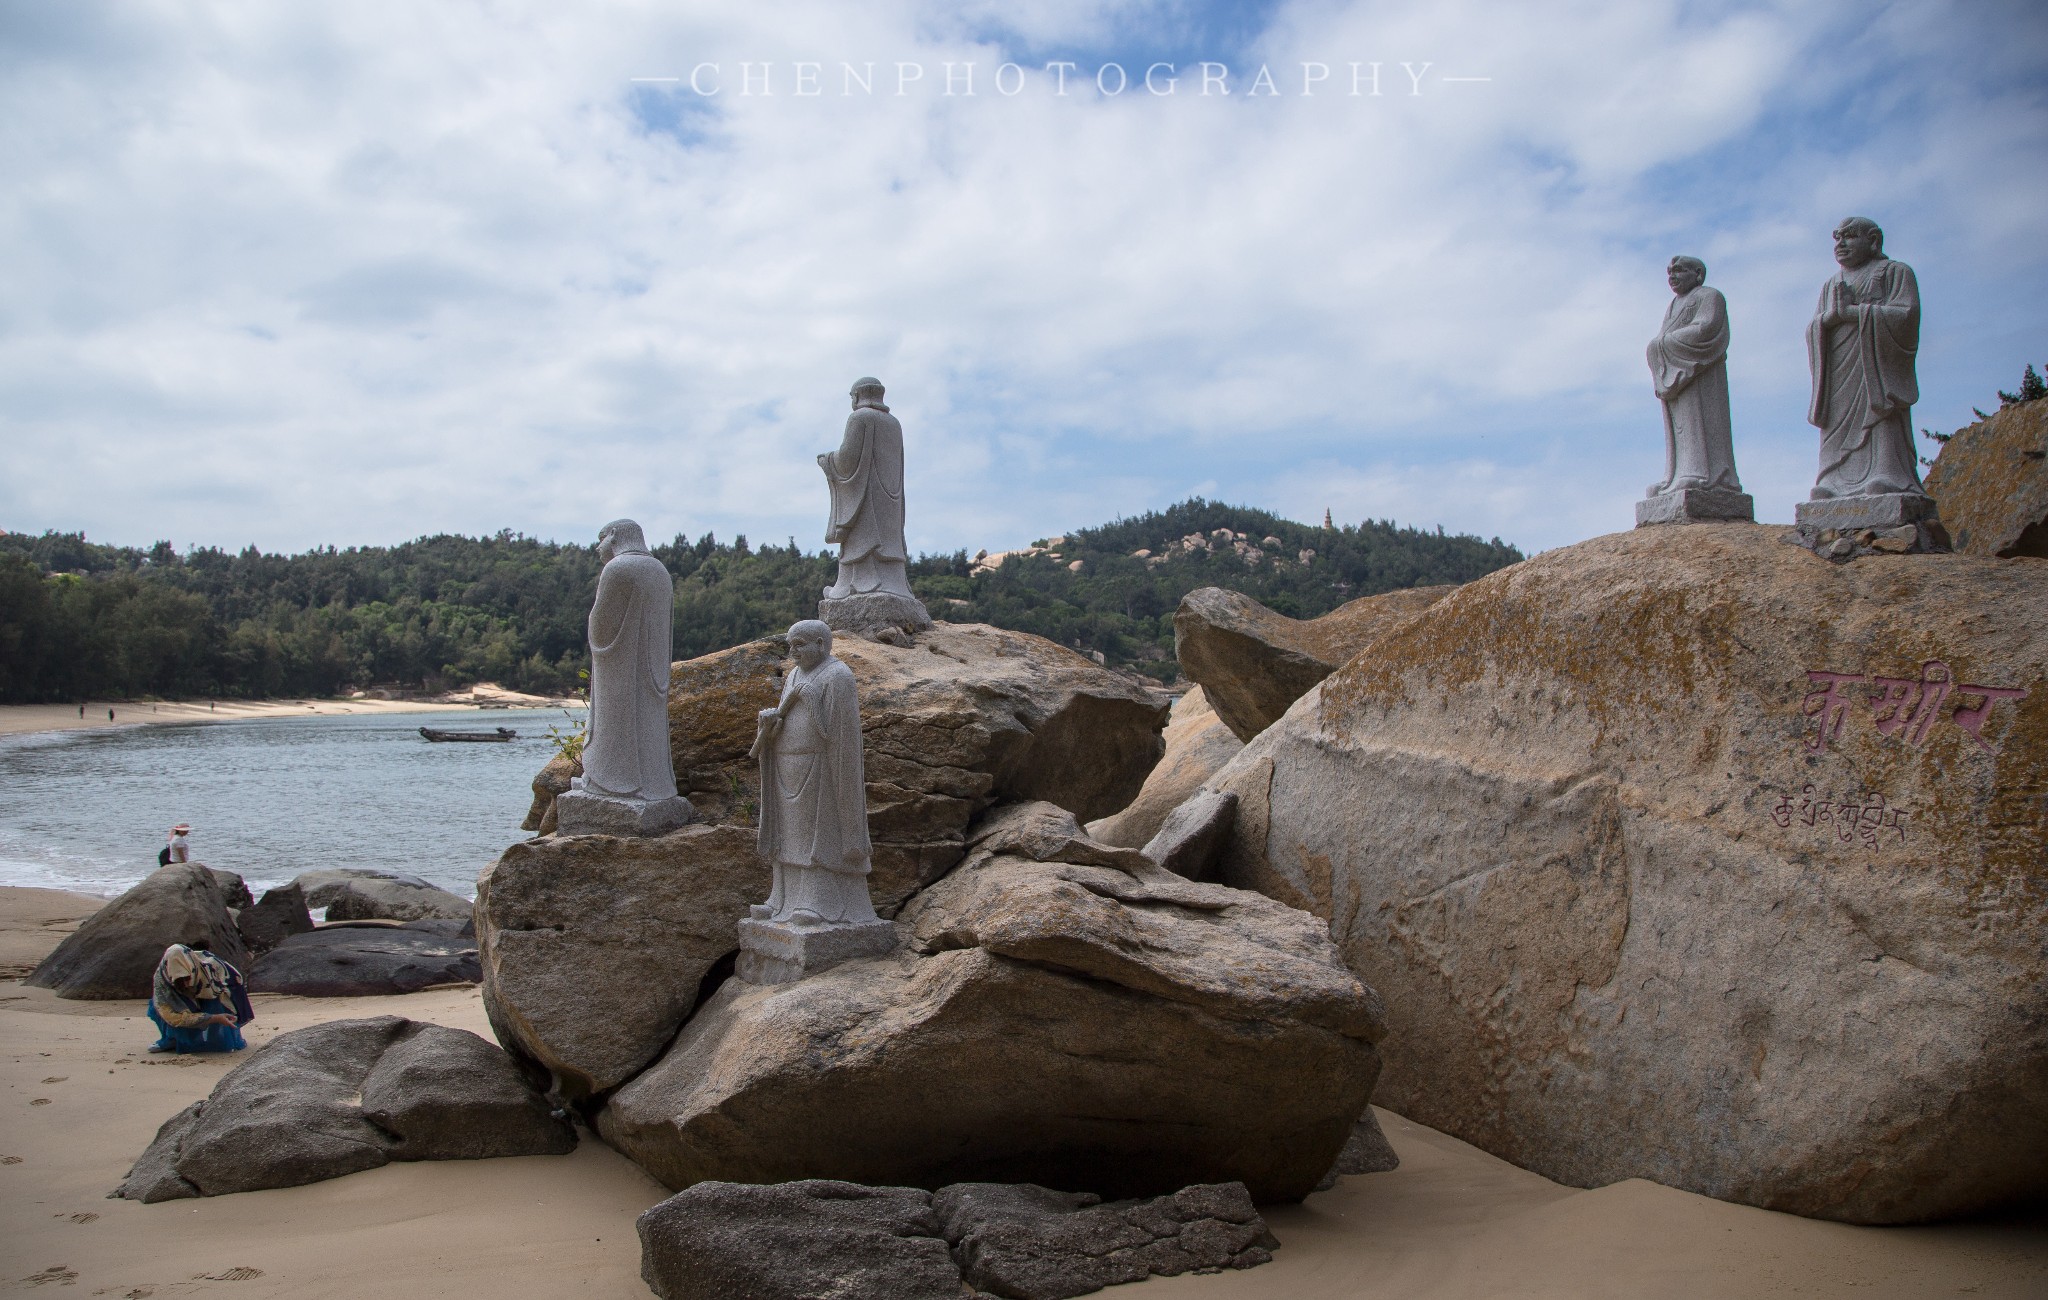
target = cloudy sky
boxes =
[3,0,2044,559]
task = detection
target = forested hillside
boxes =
[0,500,1520,702]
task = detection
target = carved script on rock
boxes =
[1802,660,2027,755]
[1767,784,1909,849]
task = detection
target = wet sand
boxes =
[3,888,2042,1299]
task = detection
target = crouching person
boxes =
[147,943,251,1054]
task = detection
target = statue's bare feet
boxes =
[748,904,771,920]
[788,909,824,928]
[1669,475,1708,491]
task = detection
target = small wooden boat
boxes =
[419,726,518,743]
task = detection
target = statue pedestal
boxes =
[554,790,695,838]
[736,916,896,985]
[1636,487,1755,526]
[1794,491,1939,532]
[819,591,933,640]
[1783,492,1949,559]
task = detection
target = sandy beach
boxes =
[4,889,2044,1299]
[0,686,580,739]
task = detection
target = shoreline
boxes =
[0,689,582,739]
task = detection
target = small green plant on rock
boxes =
[545,709,587,764]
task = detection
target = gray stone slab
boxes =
[554,791,695,837]
[1636,487,1755,525]
[1794,491,1940,531]
[736,916,896,985]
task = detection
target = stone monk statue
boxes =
[748,620,880,929]
[817,378,930,636]
[554,519,692,837]
[1647,258,1743,492]
[1805,217,1925,504]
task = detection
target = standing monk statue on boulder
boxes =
[817,377,932,639]
[554,519,694,837]
[1794,217,1942,544]
[1636,255,1753,526]
[737,619,895,984]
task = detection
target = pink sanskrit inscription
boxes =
[1768,785,1909,849]
[1802,660,2028,754]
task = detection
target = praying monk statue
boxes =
[1793,217,1940,537]
[1637,256,1752,526]
[553,519,694,836]
[817,377,932,638]
[736,619,894,983]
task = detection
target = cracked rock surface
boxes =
[115,1016,573,1202]
[1208,522,2048,1223]
[636,1177,1280,1300]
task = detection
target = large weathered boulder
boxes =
[935,1180,1277,1299]
[475,825,763,1099]
[634,1177,1279,1300]
[1925,397,2048,557]
[234,883,314,956]
[248,921,478,996]
[291,867,437,909]
[597,805,1383,1203]
[116,1017,573,1202]
[636,1180,962,1300]
[25,863,249,999]
[1208,522,2047,1223]
[320,875,472,923]
[205,868,253,909]
[1086,687,1243,849]
[1174,585,1455,742]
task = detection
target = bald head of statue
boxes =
[598,519,650,564]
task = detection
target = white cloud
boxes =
[0,0,2043,559]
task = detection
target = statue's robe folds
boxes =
[1648,284,1740,493]
[757,656,878,925]
[820,403,912,600]
[1807,256,1923,499]
[580,551,678,802]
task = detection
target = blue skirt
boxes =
[147,998,246,1054]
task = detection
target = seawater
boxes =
[0,709,583,900]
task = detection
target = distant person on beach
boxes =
[77,704,84,718]
[147,944,251,1054]
[159,824,191,867]
[108,708,115,721]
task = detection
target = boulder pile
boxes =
[595,802,1383,1204]
[1205,522,2047,1223]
